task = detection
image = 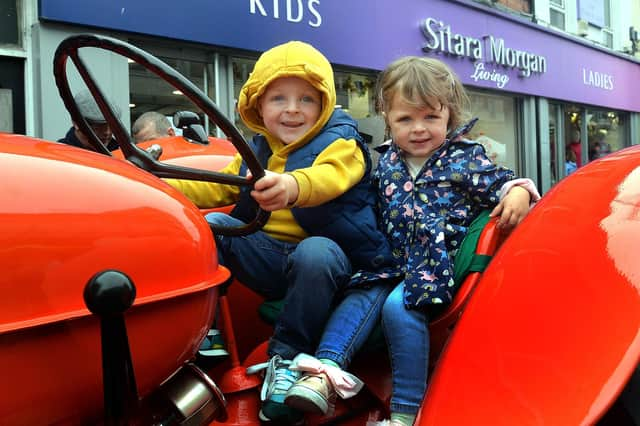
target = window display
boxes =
[548,102,629,186]
[467,90,520,173]
[129,50,216,135]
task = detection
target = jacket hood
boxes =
[237,41,336,145]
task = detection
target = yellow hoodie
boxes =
[167,41,365,242]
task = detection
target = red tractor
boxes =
[0,34,638,425]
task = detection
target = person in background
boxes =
[132,111,176,143]
[565,146,578,175]
[283,56,540,426]
[567,128,582,168]
[165,40,394,425]
[58,89,121,151]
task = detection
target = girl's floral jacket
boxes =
[351,136,516,310]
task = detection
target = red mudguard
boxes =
[418,146,640,425]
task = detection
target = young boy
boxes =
[165,41,393,424]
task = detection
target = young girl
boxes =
[282,56,540,425]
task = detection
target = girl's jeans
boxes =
[315,282,429,415]
[206,213,352,360]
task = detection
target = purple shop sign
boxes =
[40,0,640,111]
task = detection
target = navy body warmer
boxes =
[231,109,393,272]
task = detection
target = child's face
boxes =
[386,93,449,158]
[258,77,322,145]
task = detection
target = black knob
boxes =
[84,270,136,316]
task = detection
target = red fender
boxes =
[418,146,640,425]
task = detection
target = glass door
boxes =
[548,102,630,185]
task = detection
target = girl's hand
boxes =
[248,170,299,211]
[490,186,531,231]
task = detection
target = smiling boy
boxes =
[166,41,393,424]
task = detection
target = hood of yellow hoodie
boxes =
[237,41,336,151]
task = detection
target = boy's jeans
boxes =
[206,213,352,360]
[315,282,430,415]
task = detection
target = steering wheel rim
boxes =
[53,34,269,236]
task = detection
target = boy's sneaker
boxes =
[198,329,229,357]
[285,372,335,415]
[247,355,303,424]
[366,420,406,426]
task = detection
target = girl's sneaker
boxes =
[285,372,335,415]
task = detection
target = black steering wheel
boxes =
[53,34,269,236]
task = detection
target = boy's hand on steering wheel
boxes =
[248,170,300,211]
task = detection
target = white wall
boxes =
[534,0,638,54]
[30,23,130,142]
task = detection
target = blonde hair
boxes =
[376,56,471,131]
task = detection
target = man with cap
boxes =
[58,89,121,151]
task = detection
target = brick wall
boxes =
[494,0,531,14]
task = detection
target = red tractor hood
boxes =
[0,134,229,424]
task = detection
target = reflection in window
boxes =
[467,90,519,173]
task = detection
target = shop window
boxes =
[129,55,216,136]
[334,70,380,146]
[0,0,19,46]
[556,104,629,183]
[334,72,376,120]
[586,109,627,162]
[0,57,25,134]
[231,57,257,139]
[548,103,561,184]
[466,90,520,173]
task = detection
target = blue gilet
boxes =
[231,110,393,272]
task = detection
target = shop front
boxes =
[36,0,640,191]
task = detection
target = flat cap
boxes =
[74,89,121,123]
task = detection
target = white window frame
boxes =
[549,0,566,31]
[602,0,613,48]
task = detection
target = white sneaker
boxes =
[366,420,407,426]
